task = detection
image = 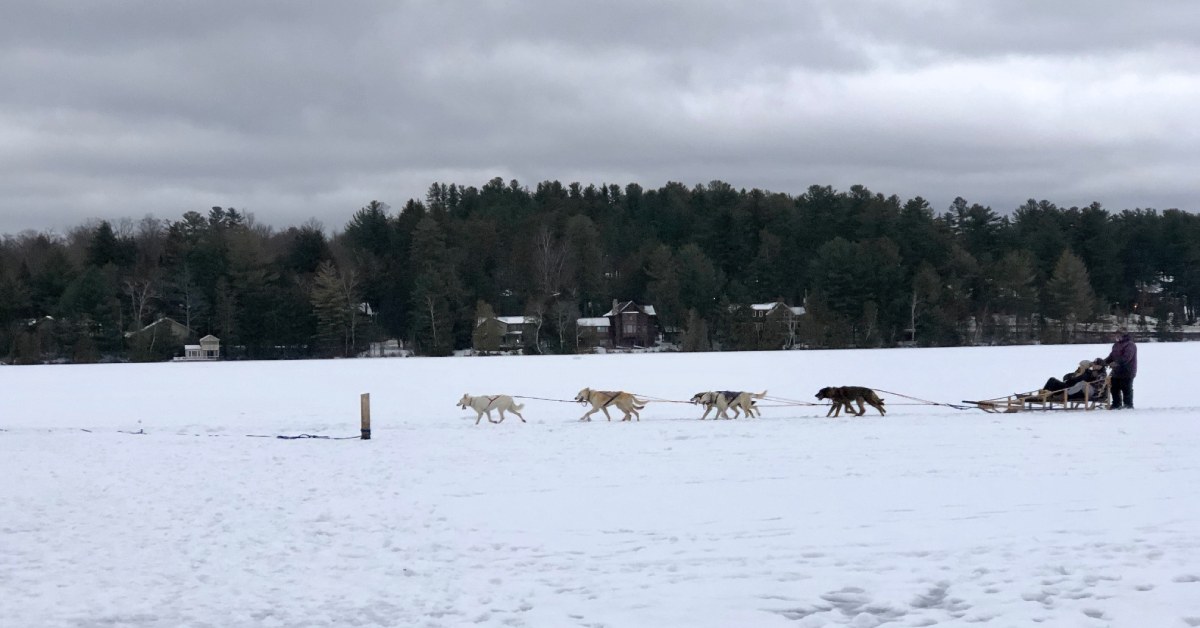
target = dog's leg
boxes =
[494,409,504,423]
[579,406,597,421]
[512,408,526,422]
[855,400,866,416]
[601,406,613,421]
[475,410,484,425]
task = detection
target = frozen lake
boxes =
[2,344,1198,627]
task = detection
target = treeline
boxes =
[1,178,1197,363]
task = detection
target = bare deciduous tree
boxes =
[534,226,567,298]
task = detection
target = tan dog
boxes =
[458,394,526,425]
[814,386,886,417]
[575,388,647,422]
[690,390,767,419]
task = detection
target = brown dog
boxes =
[815,386,886,417]
[575,388,647,422]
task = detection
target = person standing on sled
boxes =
[1102,327,1137,410]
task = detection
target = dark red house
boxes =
[604,300,659,348]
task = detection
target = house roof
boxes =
[577,317,610,328]
[476,316,534,327]
[199,335,220,343]
[603,301,657,317]
[748,302,805,316]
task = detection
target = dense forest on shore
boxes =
[2,179,1197,363]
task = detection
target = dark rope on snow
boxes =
[872,388,974,411]
[245,433,361,440]
[510,395,579,403]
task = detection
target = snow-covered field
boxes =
[2,344,1199,627]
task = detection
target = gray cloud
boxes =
[2,1,1197,235]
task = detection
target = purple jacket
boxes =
[1105,334,1137,379]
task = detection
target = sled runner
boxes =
[965,375,1111,413]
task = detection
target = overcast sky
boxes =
[2,0,1198,235]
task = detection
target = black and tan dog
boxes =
[815,386,886,417]
[690,391,766,419]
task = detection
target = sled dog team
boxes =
[458,386,886,424]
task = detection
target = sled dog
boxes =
[814,386,886,417]
[689,390,767,419]
[575,388,647,422]
[458,394,526,425]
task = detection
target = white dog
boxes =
[689,390,766,419]
[457,394,526,425]
[574,388,647,422]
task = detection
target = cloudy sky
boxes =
[2,0,1198,235]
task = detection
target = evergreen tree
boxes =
[564,214,604,311]
[988,250,1040,342]
[409,217,461,355]
[1044,250,1097,342]
[645,244,682,331]
[310,260,360,357]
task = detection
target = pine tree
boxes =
[645,244,682,331]
[409,217,461,355]
[310,260,359,357]
[1044,250,1097,342]
[989,250,1039,342]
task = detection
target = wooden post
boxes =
[360,393,372,440]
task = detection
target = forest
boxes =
[1,178,1197,363]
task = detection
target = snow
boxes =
[2,344,1199,627]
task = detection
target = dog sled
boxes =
[965,376,1111,413]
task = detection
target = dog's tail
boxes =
[632,396,647,409]
[753,390,767,399]
[513,402,525,411]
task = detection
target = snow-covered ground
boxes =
[2,344,1199,627]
